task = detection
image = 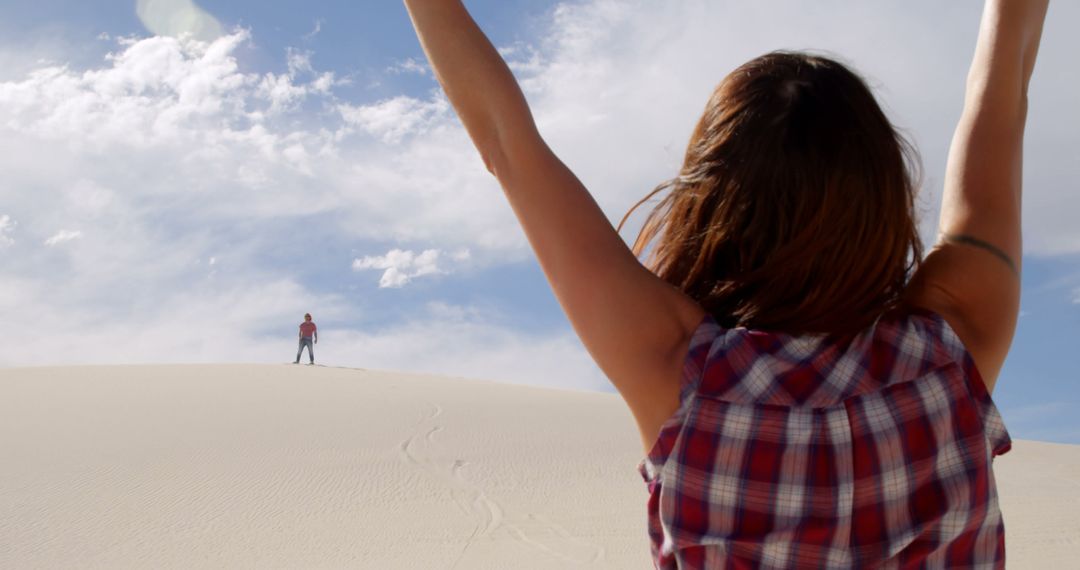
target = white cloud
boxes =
[302,20,323,42]
[0,215,15,247]
[256,74,309,115]
[505,0,1080,256]
[353,248,445,288]
[1,1,1077,397]
[2,29,521,255]
[43,230,82,247]
[0,31,254,146]
[254,48,337,115]
[286,49,313,77]
[338,95,450,144]
[388,57,430,76]
[499,45,545,76]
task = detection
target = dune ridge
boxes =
[1,364,1075,569]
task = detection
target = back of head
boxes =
[626,51,922,335]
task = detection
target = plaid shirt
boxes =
[639,309,1011,569]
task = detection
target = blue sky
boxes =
[0,0,1077,444]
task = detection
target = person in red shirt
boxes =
[294,313,317,365]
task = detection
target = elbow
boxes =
[479,151,497,176]
[476,122,548,181]
[479,144,508,178]
[962,82,1029,128]
[475,118,545,179]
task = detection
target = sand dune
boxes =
[1,365,1076,569]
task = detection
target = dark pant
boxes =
[296,337,314,363]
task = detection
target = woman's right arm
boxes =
[401,0,704,451]
[906,0,1050,392]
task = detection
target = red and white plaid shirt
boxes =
[639,308,1011,569]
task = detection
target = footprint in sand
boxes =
[396,402,605,566]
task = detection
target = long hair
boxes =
[621,52,923,335]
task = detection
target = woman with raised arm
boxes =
[403,0,1048,567]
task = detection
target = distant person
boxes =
[404,0,1047,567]
[295,313,317,365]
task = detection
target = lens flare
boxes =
[135,0,223,42]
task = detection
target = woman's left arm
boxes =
[402,0,703,450]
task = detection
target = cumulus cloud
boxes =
[338,95,450,144]
[43,230,82,247]
[0,31,252,145]
[1,0,1077,396]
[257,72,336,116]
[0,29,516,252]
[353,248,445,288]
[0,27,520,312]
[255,48,337,115]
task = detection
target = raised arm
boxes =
[906,0,1049,391]
[402,0,703,449]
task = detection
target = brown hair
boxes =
[621,52,922,335]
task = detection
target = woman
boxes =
[403,0,1048,567]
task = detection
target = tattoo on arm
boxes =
[942,233,1020,276]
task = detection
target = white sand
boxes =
[993,440,1080,568]
[0,365,1075,569]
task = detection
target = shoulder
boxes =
[903,270,1015,395]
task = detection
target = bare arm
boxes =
[402,0,703,450]
[906,0,1049,391]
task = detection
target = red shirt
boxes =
[299,321,317,338]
